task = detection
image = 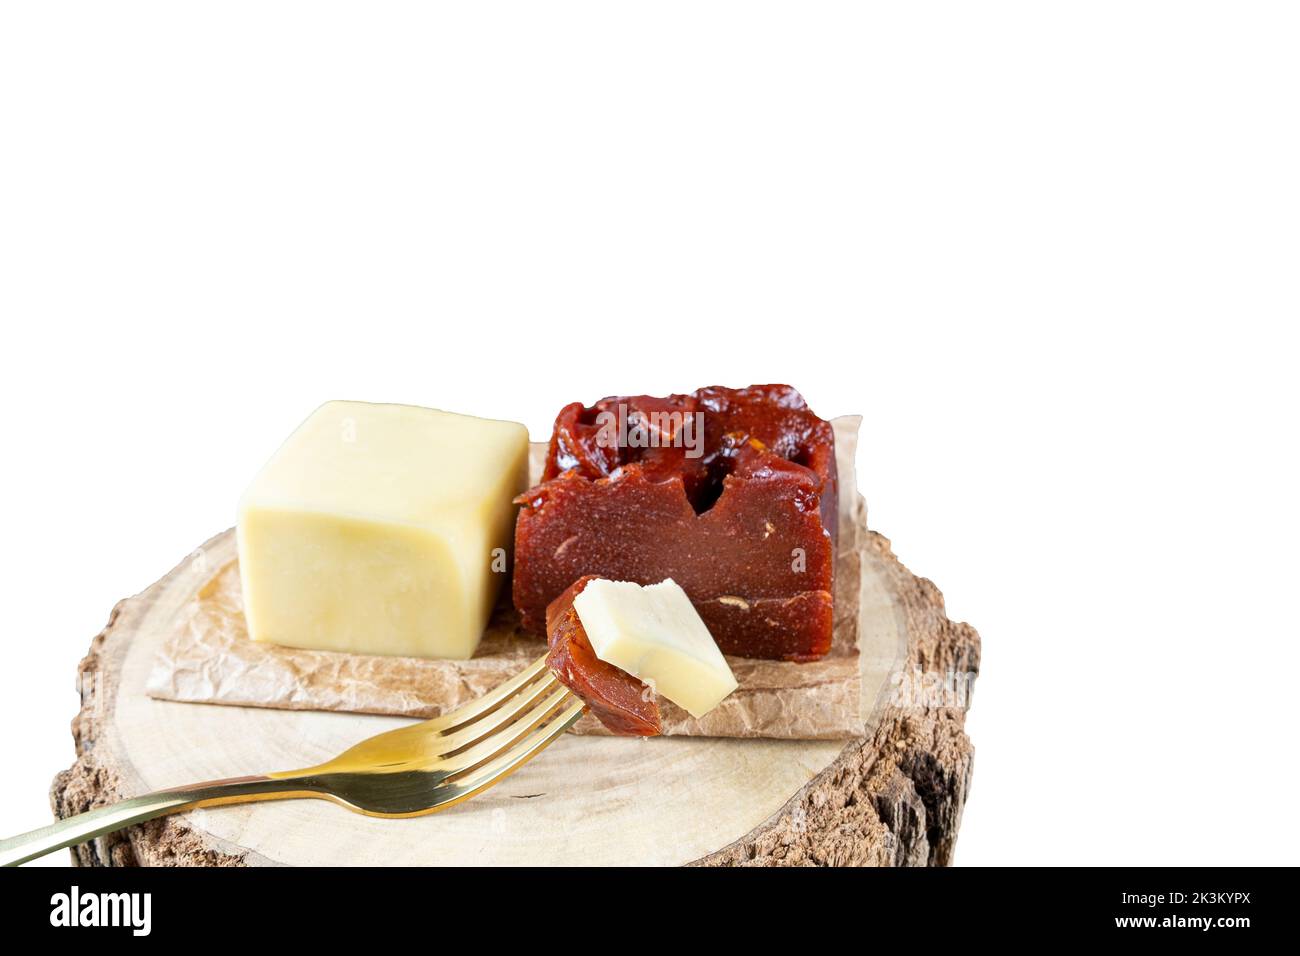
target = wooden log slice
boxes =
[50,528,979,866]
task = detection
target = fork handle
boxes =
[0,775,313,866]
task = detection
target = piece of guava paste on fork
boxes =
[545,576,662,736]
[544,575,739,736]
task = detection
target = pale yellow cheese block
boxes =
[574,577,739,718]
[237,401,529,660]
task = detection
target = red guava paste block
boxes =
[515,384,837,662]
[544,576,661,737]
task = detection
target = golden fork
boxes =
[0,656,582,866]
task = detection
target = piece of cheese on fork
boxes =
[237,401,529,660]
[572,578,738,718]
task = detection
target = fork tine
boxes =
[423,656,551,733]
[423,698,587,811]
[429,673,563,755]
[435,683,576,775]
[296,657,557,775]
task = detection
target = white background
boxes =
[2,2,1296,866]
